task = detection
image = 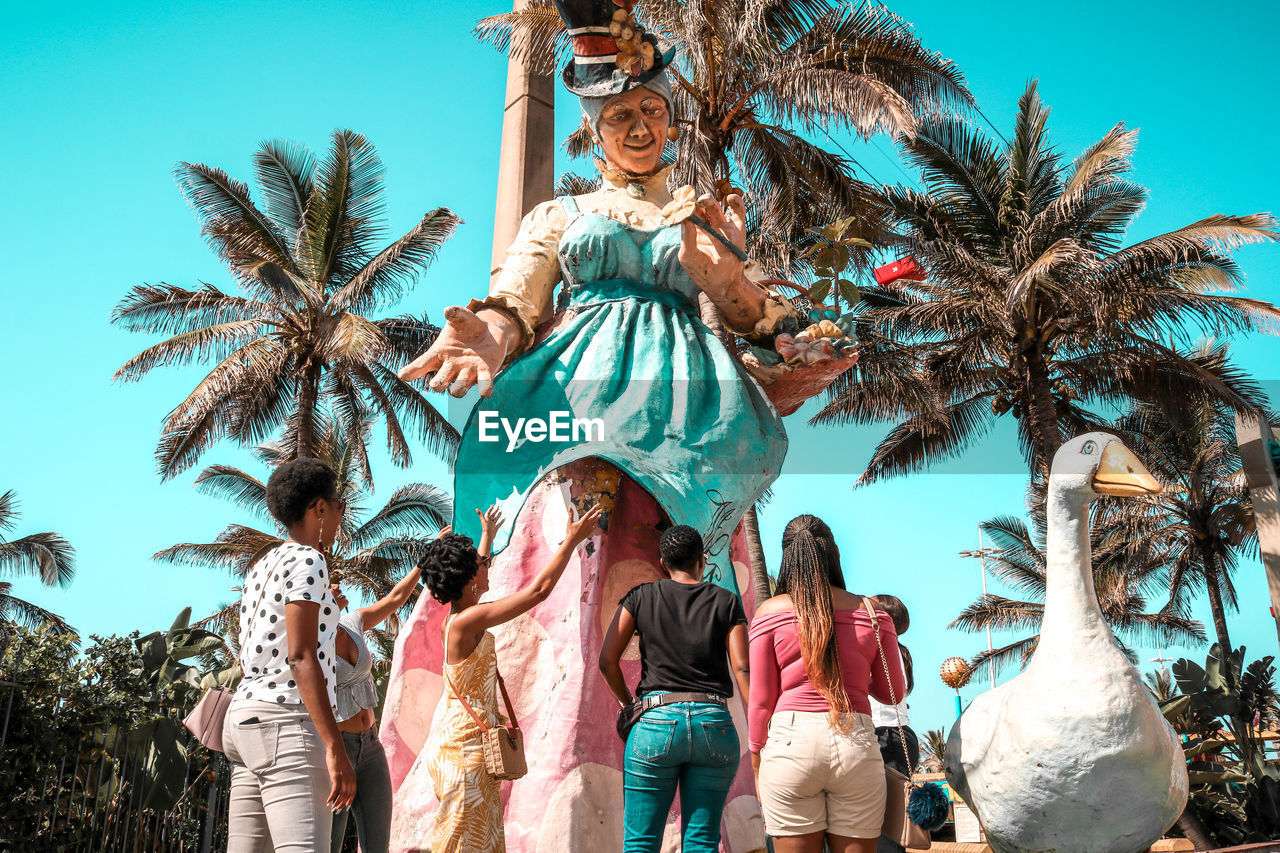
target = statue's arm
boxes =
[470,201,568,362]
[677,193,798,337]
[399,201,567,396]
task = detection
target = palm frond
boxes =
[0,491,17,534]
[856,392,995,486]
[0,532,76,587]
[0,585,75,636]
[110,283,270,336]
[555,171,602,197]
[193,465,269,516]
[330,207,461,314]
[253,139,316,244]
[174,161,291,277]
[473,4,567,75]
[374,313,441,369]
[112,320,265,383]
[349,484,453,551]
[301,130,387,288]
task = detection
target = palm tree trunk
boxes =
[1200,547,1233,654]
[697,292,725,338]
[698,293,773,601]
[1024,348,1061,469]
[743,505,771,601]
[295,365,320,460]
[1176,809,1215,851]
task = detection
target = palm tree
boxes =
[920,728,947,774]
[475,0,972,274]
[0,492,75,642]
[819,81,1280,482]
[952,480,1205,675]
[156,418,451,643]
[112,131,461,485]
[1112,379,1270,655]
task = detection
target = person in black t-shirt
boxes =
[599,525,751,853]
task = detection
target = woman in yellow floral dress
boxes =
[417,503,603,852]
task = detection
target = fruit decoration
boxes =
[611,7,654,77]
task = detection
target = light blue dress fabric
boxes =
[452,196,787,587]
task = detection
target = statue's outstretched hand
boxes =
[678,193,747,296]
[397,305,508,398]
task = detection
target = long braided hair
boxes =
[776,514,851,730]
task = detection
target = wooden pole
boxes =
[490,0,556,282]
[1235,412,1280,650]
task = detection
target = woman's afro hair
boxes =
[266,458,338,527]
[419,533,480,604]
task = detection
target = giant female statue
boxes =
[380,2,855,850]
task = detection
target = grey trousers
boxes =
[224,700,333,853]
[330,726,392,853]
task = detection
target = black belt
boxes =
[616,691,727,739]
[637,691,726,712]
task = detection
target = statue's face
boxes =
[595,87,669,175]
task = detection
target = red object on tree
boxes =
[874,256,925,285]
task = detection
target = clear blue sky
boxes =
[3,0,1278,737]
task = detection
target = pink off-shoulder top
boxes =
[747,607,906,752]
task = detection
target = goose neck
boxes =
[1040,481,1107,644]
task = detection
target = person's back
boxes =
[747,515,906,853]
[624,578,743,698]
[748,597,900,726]
[598,525,751,853]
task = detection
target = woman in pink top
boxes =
[748,515,906,853]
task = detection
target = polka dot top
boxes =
[234,542,338,708]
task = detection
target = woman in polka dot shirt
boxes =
[222,458,358,852]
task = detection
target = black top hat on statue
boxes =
[553,0,674,99]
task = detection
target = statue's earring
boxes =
[667,125,681,141]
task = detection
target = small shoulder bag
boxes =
[443,616,528,781]
[864,600,933,851]
[183,568,271,751]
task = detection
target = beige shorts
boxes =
[757,710,886,838]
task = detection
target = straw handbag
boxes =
[443,616,527,781]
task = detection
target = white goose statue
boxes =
[945,432,1189,853]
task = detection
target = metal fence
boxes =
[1,682,232,853]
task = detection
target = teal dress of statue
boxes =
[453,193,786,586]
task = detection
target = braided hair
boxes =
[776,514,851,730]
[419,534,480,604]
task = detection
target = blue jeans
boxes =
[623,701,740,853]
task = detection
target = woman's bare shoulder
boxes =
[753,594,793,617]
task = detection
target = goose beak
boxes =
[1092,441,1162,497]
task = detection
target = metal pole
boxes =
[1149,647,1174,679]
[199,775,216,853]
[977,527,996,688]
[1234,413,1280,650]
[0,681,18,753]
